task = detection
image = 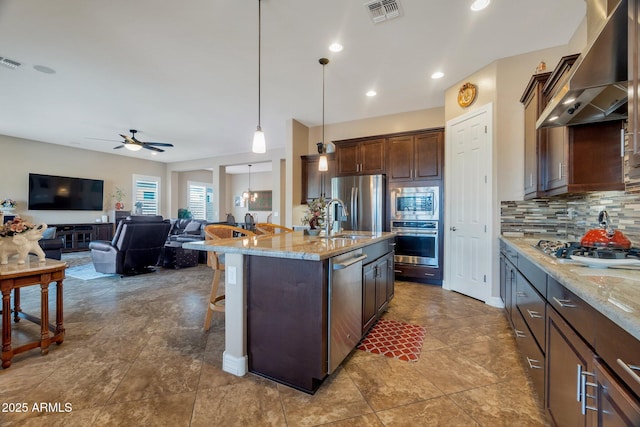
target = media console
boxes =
[49,223,113,252]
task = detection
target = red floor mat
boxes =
[357,318,426,362]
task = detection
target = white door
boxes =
[445,105,492,302]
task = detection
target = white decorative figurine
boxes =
[0,219,47,264]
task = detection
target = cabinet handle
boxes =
[580,370,597,415]
[526,357,542,369]
[529,173,533,187]
[552,296,576,308]
[621,128,626,157]
[394,269,403,273]
[558,162,563,179]
[617,359,640,385]
[514,329,526,338]
[527,309,542,319]
[423,273,435,277]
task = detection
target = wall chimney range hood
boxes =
[536,0,628,128]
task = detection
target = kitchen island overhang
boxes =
[183,231,396,393]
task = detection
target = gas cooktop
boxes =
[535,240,640,266]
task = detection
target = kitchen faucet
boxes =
[325,198,348,236]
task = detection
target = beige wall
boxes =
[0,134,167,225]
[227,170,273,222]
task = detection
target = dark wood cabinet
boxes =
[545,121,625,196]
[521,54,626,196]
[593,359,640,426]
[51,222,114,252]
[546,308,596,427]
[520,72,550,199]
[388,130,443,182]
[629,0,640,176]
[335,138,385,176]
[301,154,335,203]
[362,253,394,333]
[502,240,640,426]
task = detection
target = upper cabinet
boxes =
[521,54,625,197]
[388,129,443,182]
[520,72,551,199]
[335,138,385,176]
[629,0,640,177]
[300,154,335,203]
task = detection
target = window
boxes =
[133,174,160,216]
[188,181,214,221]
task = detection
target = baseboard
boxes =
[485,295,505,308]
[222,351,248,376]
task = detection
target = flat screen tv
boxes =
[28,173,104,211]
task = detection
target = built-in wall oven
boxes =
[391,220,438,267]
[390,186,440,268]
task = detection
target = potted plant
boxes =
[302,197,327,236]
[1,199,16,212]
[111,187,126,210]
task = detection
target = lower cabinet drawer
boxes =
[512,307,545,406]
[515,272,546,353]
[547,277,596,347]
[596,314,640,400]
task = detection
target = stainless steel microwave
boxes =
[390,186,439,221]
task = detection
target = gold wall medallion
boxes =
[457,82,477,108]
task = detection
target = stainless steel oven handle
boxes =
[393,231,438,236]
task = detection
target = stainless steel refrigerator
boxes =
[330,174,385,232]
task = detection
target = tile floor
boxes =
[0,254,548,426]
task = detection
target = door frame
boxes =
[443,103,503,308]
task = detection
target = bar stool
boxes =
[203,224,255,331]
[254,223,293,235]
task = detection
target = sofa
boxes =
[167,218,210,243]
[38,226,64,260]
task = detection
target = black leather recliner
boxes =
[89,215,171,276]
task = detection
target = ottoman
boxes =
[161,242,199,269]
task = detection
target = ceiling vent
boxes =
[0,57,21,70]
[365,0,402,24]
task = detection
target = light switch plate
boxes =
[227,266,237,285]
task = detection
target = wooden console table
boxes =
[1,257,66,368]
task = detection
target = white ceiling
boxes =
[0,0,585,164]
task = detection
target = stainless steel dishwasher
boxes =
[328,249,367,373]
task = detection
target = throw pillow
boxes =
[184,220,202,235]
[41,226,57,239]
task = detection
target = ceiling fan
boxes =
[113,129,174,152]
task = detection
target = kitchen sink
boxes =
[332,234,371,240]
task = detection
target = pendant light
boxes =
[252,0,266,153]
[318,57,329,171]
[242,164,257,202]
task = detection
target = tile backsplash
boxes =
[501,191,640,245]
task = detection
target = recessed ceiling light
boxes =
[329,43,343,52]
[366,90,377,97]
[470,0,490,11]
[431,71,444,79]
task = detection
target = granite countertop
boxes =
[182,231,395,261]
[500,236,640,341]
[0,256,67,277]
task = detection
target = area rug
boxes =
[65,263,116,280]
[357,318,426,362]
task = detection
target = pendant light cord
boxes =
[257,0,262,129]
[322,60,325,146]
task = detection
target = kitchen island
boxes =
[183,230,395,393]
